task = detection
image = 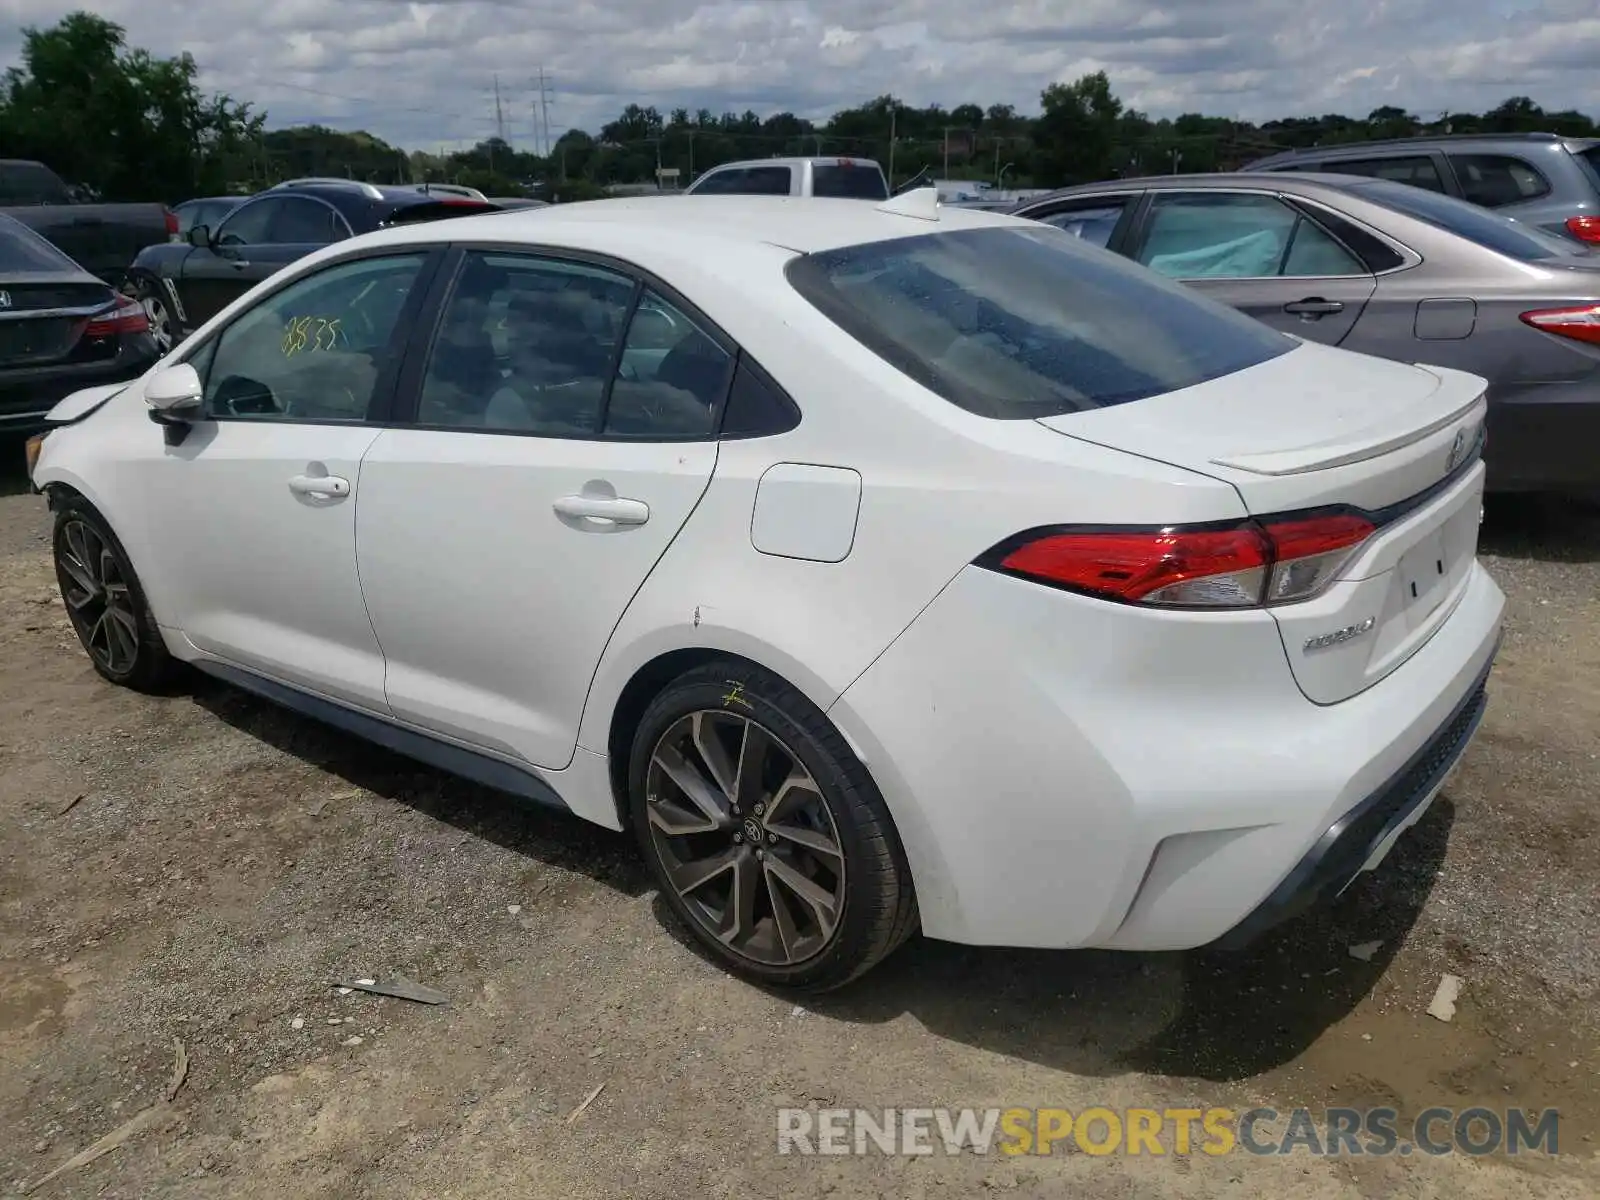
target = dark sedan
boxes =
[0,213,158,434]
[1011,173,1600,494]
[127,179,499,352]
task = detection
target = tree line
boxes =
[3,11,1596,204]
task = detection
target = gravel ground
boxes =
[1,448,1597,1198]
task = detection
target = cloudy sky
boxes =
[3,0,1597,150]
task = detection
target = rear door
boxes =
[355,247,731,770]
[1128,189,1378,345]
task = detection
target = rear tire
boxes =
[52,497,174,692]
[627,660,917,991]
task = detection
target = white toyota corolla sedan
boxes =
[28,192,1504,990]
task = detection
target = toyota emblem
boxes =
[1447,427,1468,471]
[0,291,11,309]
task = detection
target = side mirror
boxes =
[187,223,212,249]
[146,363,203,413]
[145,362,204,444]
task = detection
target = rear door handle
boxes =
[287,473,350,498]
[1283,297,1345,317]
[553,494,649,525]
[228,260,250,270]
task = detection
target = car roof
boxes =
[703,157,882,171]
[362,194,1019,255]
[1014,172,1398,207]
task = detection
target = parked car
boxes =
[0,213,158,434]
[0,159,177,283]
[685,157,889,200]
[1242,133,1600,245]
[1010,172,1600,493]
[125,179,500,352]
[29,196,1503,990]
[171,196,246,240]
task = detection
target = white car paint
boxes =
[33,195,1504,959]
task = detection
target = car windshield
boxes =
[0,213,82,273]
[1350,178,1589,260]
[785,225,1293,418]
[812,164,889,200]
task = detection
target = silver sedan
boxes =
[1011,173,1600,493]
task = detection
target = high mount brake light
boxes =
[1520,303,1600,345]
[988,513,1376,609]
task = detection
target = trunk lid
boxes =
[1038,341,1489,704]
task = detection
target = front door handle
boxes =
[288,473,350,498]
[1283,297,1345,317]
[553,494,649,525]
[228,259,250,271]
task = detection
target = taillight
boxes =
[1564,215,1600,244]
[82,298,150,338]
[1520,303,1600,345]
[164,207,179,237]
[985,513,1375,609]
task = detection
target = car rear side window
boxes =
[1351,178,1583,261]
[1574,145,1600,186]
[812,165,889,200]
[1447,154,1552,207]
[1135,193,1366,279]
[1323,155,1446,192]
[785,225,1293,418]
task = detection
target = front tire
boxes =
[52,498,174,692]
[133,279,176,355]
[628,660,917,991]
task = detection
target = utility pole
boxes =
[888,105,897,188]
[943,127,950,178]
[493,73,507,147]
[538,68,553,157]
[687,129,695,180]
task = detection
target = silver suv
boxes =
[1243,132,1600,246]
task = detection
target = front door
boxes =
[354,248,732,769]
[1129,190,1378,346]
[144,250,437,710]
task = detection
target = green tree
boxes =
[1033,71,1123,185]
[0,11,263,201]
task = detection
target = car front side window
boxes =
[214,199,281,246]
[196,253,428,422]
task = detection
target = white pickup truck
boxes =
[683,156,890,199]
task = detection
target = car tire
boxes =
[133,280,176,355]
[628,660,918,991]
[52,497,175,692]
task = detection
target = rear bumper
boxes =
[1486,386,1600,492]
[1214,637,1495,948]
[828,559,1505,952]
[0,342,157,433]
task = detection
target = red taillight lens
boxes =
[1564,215,1600,244]
[990,513,1375,609]
[1520,304,1600,345]
[164,207,179,237]
[82,298,150,338]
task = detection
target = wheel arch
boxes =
[598,641,871,829]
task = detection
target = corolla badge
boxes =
[1303,616,1376,653]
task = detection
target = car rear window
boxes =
[785,225,1294,418]
[813,164,889,200]
[1576,145,1600,187]
[1350,178,1587,261]
[0,213,82,272]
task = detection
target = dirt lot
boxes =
[1,450,1597,1198]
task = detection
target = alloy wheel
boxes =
[56,518,141,675]
[645,710,846,966]
[140,292,173,354]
